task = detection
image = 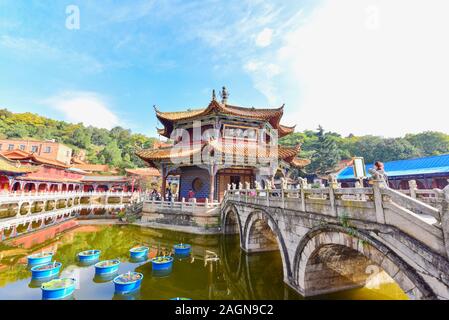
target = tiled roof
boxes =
[0,154,39,174]
[278,124,296,137]
[337,154,449,180]
[136,140,301,166]
[291,158,311,168]
[125,168,160,176]
[154,100,294,138]
[1,150,69,168]
[156,101,283,122]
[15,176,82,183]
[81,175,129,182]
[71,158,87,165]
[72,164,114,172]
[136,145,202,161]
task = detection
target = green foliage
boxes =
[307,126,341,175]
[0,108,158,169]
[280,126,449,174]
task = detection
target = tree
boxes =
[307,126,341,175]
[405,131,449,156]
[99,141,122,166]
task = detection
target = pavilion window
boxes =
[31,145,38,153]
[8,144,14,151]
[44,146,51,153]
[19,145,25,151]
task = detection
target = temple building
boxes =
[137,87,309,202]
[1,149,84,192]
[0,138,74,165]
[0,148,132,193]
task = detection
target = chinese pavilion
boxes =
[137,87,309,202]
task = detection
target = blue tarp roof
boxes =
[337,154,449,181]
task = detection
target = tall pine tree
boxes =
[308,126,341,175]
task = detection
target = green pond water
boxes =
[0,224,408,300]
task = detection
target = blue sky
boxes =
[1,0,449,137]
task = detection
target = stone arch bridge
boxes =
[221,179,449,300]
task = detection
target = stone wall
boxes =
[141,205,220,233]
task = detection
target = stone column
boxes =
[440,185,449,259]
[369,169,386,224]
[328,174,338,217]
[409,180,417,199]
[209,165,215,202]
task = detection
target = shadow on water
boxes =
[0,224,407,300]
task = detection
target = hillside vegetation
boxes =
[0,109,157,169]
[1,109,448,175]
[280,126,449,175]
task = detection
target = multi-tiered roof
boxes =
[137,89,309,169]
[154,99,296,138]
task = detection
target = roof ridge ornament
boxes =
[212,89,216,101]
[220,86,229,105]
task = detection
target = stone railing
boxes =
[0,203,126,231]
[0,191,136,203]
[143,197,220,214]
[224,179,449,257]
[397,180,447,210]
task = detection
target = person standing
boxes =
[374,161,389,185]
[187,189,195,202]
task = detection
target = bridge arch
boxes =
[242,209,292,280]
[293,226,436,300]
[221,204,243,238]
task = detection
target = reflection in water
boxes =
[0,224,407,300]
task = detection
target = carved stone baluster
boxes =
[328,175,337,217]
[409,180,417,199]
[441,185,449,259]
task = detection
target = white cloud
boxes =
[255,28,273,47]
[244,0,449,137]
[45,91,121,129]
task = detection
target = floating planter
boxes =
[27,252,53,266]
[151,256,174,271]
[31,262,62,280]
[173,243,191,256]
[41,278,76,300]
[77,250,101,263]
[129,246,149,260]
[113,272,143,294]
[94,259,120,276]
